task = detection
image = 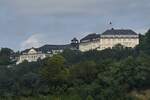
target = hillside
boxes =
[0,29,149,100]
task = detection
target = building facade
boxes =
[79,29,139,52]
[16,48,52,64]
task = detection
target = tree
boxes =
[61,49,82,64]
[20,72,40,96]
[112,44,125,50]
[0,48,14,65]
[0,66,14,96]
[141,29,150,55]
[40,55,70,94]
[71,61,97,84]
[86,95,94,100]
[41,55,69,81]
[112,56,150,89]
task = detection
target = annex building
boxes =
[16,38,79,64]
[79,28,139,52]
[16,48,49,64]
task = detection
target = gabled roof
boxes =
[102,29,138,35]
[21,48,37,54]
[28,48,37,54]
[80,33,100,42]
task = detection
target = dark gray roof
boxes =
[80,29,138,43]
[80,33,100,42]
[37,44,71,53]
[21,44,71,54]
[102,29,138,35]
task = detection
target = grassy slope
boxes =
[0,95,82,100]
[130,89,150,100]
[2,89,150,100]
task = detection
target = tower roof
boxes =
[71,37,78,41]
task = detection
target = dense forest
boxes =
[0,29,150,100]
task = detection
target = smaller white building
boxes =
[16,39,79,64]
[16,48,52,64]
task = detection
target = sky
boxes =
[0,0,150,50]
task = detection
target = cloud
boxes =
[20,32,72,50]
[20,33,46,50]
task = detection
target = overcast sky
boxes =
[0,0,150,50]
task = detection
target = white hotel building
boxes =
[16,48,51,64]
[16,40,79,64]
[79,29,139,52]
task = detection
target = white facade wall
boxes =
[79,39,100,52]
[16,53,47,64]
[99,37,139,50]
[79,35,139,52]
[16,49,52,64]
[16,48,64,64]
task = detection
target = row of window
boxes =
[102,39,136,42]
[20,55,39,60]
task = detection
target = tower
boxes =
[71,38,79,50]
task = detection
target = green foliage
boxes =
[0,94,83,100]
[140,29,150,55]
[86,95,94,100]
[61,49,82,64]
[41,55,69,82]
[71,61,97,84]
[40,55,70,94]
[0,48,14,65]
